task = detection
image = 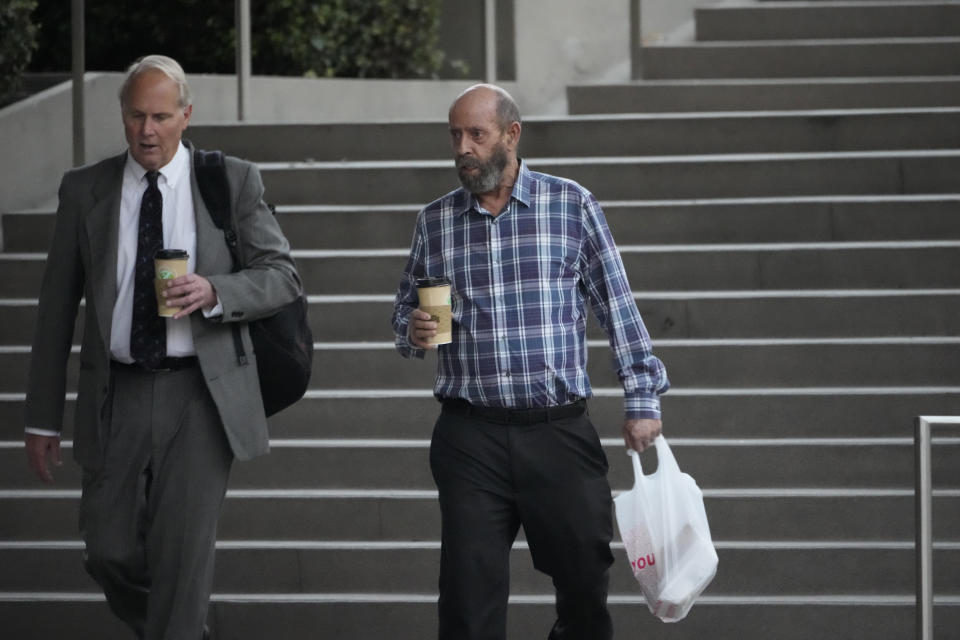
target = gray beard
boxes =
[456,144,509,195]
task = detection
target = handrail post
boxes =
[914,415,960,640]
[630,0,642,80]
[484,0,497,83]
[236,0,252,121]
[915,416,933,640]
[71,0,85,166]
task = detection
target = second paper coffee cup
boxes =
[154,249,189,317]
[416,276,452,345]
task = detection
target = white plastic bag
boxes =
[613,436,718,622]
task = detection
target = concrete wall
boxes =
[513,0,632,114]
[0,74,126,213]
[642,0,717,44]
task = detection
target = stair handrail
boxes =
[915,415,960,640]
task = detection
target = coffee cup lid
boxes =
[155,249,189,260]
[416,276,450,287]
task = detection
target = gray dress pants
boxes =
[80,363,233,640]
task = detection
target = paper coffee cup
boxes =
[416,276,452,345]
[154,249,189,317]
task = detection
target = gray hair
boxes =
[119,55,192,109]
[456,83,521,132]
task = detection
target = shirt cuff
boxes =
[25,427,60,437]
[202,297,224,319]
[394,311,426,359]
[624,391,662,420]
[396,336,426,360]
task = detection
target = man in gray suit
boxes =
[23,55,300,639]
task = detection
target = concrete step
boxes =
[7,389,958,441]
[4,338,960,392]
[3,438,956,491]
[225,242,960,293]
[641,37,960,80]
[185,108,960,162]
[8,240,960,296]
[249,389,960,441]
[3,542,958,596]
[3,597,957,640]
[696,2,960,41]
[5,289,960,344]
[330,287,958,342]
[3,491,958,542]
[567,76,960,113]
[223,439,960,492]
[257,151,960,205]
[8,196,960,252]
[316,338,960,390]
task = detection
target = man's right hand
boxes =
[409,308,439,349]
[25,433,62,484]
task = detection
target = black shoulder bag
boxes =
[193,148,314,417]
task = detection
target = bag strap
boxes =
[653,436,682,476]
[192,147,248,366]
[628,449,648,493]
[628,435,675,491]
[194,148,243,268]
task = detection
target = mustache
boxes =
[455,155,480,170]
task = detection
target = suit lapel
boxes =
[85,153,125,359]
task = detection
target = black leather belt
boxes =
[111,356,200,373]
[441,398,586,425]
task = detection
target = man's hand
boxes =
[164,274,217,319]
[622,418,662,453]
[408,308,440,349]
[25,433,62,484]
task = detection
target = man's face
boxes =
[122,69,191,171]
[455,139,510,195]
[448,91,516,195]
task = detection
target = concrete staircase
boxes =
[3,1,960,638]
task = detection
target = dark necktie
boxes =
[130,170,166,368]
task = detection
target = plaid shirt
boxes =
[392,161,669,419]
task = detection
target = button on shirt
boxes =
[392,161,670,419]
[111,142,199,362]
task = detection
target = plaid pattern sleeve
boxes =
[391,161,669,418]
[580,190,670,419]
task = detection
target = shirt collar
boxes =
[126,141,189,188]
[456,158,532,217]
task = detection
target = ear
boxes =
[506,121,521,149]
[182,104,193,130]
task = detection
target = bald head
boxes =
[450,84,521,135]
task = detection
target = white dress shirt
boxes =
[112,142,199,362]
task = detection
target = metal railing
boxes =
[630,0,642,80]
[71,0,84,166]
[915,415,960,640]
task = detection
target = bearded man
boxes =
[391,84,670,640]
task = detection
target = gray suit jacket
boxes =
[25,145,301,466]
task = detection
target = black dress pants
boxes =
[429,403,615,640]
